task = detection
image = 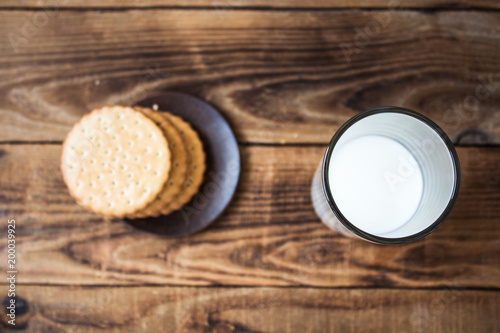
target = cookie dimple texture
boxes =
[61,106,171,217]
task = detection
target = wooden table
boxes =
[1,1,499,332]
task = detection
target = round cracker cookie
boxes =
[61,106,171,217]
[127,107,188,218]
[159,112,206,215]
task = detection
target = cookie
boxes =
[60,106,171,217]
[159,112,206,215]
[127,107,188,218]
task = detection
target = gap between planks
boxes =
[0,283,498,292]
[0,6,499,12]
[0,141,499,148]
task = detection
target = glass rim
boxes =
[322,106,461,245]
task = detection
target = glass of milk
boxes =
[311,107,461,244]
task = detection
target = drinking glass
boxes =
[311,106,461,244]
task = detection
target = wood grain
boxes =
[1,286,499,333]
[0,0,499,9]
[1,144,499,288]
[0,10,499,144]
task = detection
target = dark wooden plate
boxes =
[121,92,240,237]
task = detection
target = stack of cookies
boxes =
[61,105,205,218]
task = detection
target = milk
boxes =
[328,135,423,235]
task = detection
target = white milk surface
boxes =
[328,135,423,235]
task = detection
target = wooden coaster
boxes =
[122,92,241,237]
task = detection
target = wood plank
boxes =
[1,286,499,332]
[0,10,499,144]
[1,144,499,287]
[0,0,499,9]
